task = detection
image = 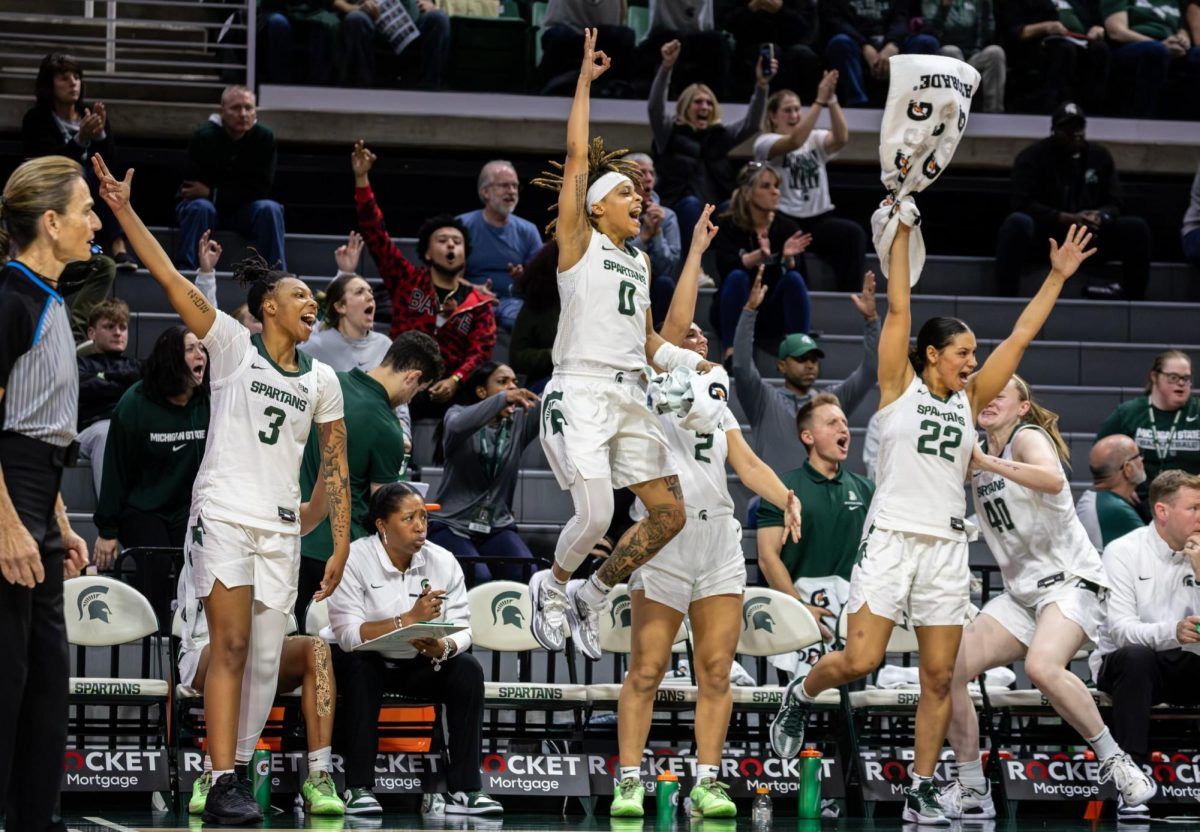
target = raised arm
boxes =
[92,155,216,338]
[658,204,718,344]
[558,29,610,271]
[648,40,679,149]
[765,71,839,159]
[969,225,1094,413]
[824,88,849,154]
[877,224,915,407]
[971,427,1067,495]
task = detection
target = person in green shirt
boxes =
[1077,434,1147,549]
[296,331,443,630]
[922,0,1007,112]
[756,391,875,679]
[1097,349,1200,518]
[1102,0,1200,118]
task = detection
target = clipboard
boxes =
[353,621,465,655]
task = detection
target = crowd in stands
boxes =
[7,41,1200,819]
[254,0,1200,119]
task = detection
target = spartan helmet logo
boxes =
[894,150,911,184]
[490,591,525,627]
[742,597,776,633]
[932,122,946,137]
[609,594,632,628]
[907,100,933,121]
[542,390,568,436]
[699,510,709,521]
[708,382,728,401]
[922,152,942,180]
[77,585,112,623]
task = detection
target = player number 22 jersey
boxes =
[190,311,344,533]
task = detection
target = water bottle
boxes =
[655,771,679,825]
[798,746,823,819]
[249,741,272,812]
[752,786,772,825]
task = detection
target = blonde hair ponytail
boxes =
[1,156,84,260]
[1013,375,1070,465]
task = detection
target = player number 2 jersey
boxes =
[190,311,344,534]
[865,374,975,541]
[661,409,740,515]
[972,424,1107,604]
[552,229,652,373]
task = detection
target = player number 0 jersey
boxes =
[552,229,652,373]
[190,311,344,534]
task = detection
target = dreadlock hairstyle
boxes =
[1011,374,1071,466]
[531,136,641,235]
[233,251,295,322]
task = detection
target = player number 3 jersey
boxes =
[190,311,344,533]
[866,374,975,541]
[552,229,652,374]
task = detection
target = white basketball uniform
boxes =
[540,229,676,490]
[630,410,747,613]
[972,424,1109,645]
[185,311,343,614]
[849,375,975,626]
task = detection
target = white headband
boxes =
[586,172,632,213]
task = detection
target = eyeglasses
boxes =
[1123,451,1144,466]
[1157,371,1192,386]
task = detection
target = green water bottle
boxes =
[249,742,272,812]
[798,746,823,819]
[656,771,679,824]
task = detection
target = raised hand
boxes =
[198,229,223,273]
[755,53,780,87]
[851,270,877,320]
[745,264,768,310]
[581,28,611,82]
[689,203,719,252]
[1048,223,1096,279]
[335,230,364,274]
[505,387,542,409]
[91,154,132,213]
[351,139,377,184]
[782,230,813,257]
[816,70,838,103]
[78,107,104,144]
[660,39,681,69]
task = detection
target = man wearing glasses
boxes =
[1098,349,1200,518]
[1077,435,1147,549]
[457,160,543,331]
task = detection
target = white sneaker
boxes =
[566,578,602,660]
[937,780,996,820]
[1117,795,1152,824]
[422,792,446,816]
[902,780,951,826]
[528,570,569,652]
[1100,753,1157,809]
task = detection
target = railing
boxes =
[0,0,255,101]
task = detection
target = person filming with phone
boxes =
[324,482,502,816]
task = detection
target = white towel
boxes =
[871,54,981,286]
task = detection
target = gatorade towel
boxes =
[871,54,981,286]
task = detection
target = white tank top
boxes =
[552,229,652,373]
[865,374,975,541]
[663,409,740,515]
[972,424,1109,604]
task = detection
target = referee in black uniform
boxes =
[0,156,97,831]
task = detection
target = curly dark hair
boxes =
[416,214,472,266]
[233,251,298,322]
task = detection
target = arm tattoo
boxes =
[597,479,685,585]
[319,420,351,552]
[573,173,587,222]
[186,288,212,314]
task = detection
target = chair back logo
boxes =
[742,596,775,633]
[78,584,112,623]
[609,593,632,628]
[490,591,525,628]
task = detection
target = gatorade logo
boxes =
[254,756,270,779]
[894,150,911,183]
[932,122,946,136]
[708,382,728,401]
[958,107,967,131]
[907,100,933,121]
[923,153,942,180]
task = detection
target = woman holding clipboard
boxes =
[325,482,501,817]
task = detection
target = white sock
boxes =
[203,755,212,774]
[308,746,333,775]
[957,757,986,791]
[795,677,817,704]
[620,766,641,782]
[1087,726,1121,762]
[911,773,931,790]
[576,572,610,609]
[696,764,719,783]
[212,768,234,781]
[550,574,569,591]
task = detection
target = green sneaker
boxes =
[689,778,737,818]
[611,777,645,817]
[343,786,383,815]
[187,771,211,815]
[303,771,346,815]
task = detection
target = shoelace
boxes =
[913,783,942,813]
[698,780,731,801]
[1099,755,1137,791]
[937,782,963,815]
[618,779,641,799]
[777,698,809,734]
[541,584,568,627]
[312,773,337,797]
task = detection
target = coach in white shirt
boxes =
[1091,469,1200,770]
[324,482,501,817]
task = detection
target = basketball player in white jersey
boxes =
[936,375,1154,819]
[527,30,725,662]
[609,318,802,819]
[93,156,352,825]
[771,218,1097,825]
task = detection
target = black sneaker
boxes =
[113,250,138,271]
[201,772,263,825]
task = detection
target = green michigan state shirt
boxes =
[1097,394,1200,504]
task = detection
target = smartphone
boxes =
[759,43,776,77]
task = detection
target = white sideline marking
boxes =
[83,817,139,832]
